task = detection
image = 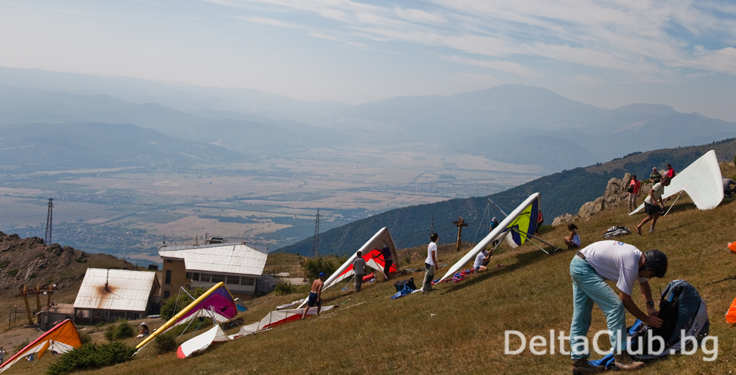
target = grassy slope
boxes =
[9,164,736,375]
[278,138,736,256]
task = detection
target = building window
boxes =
[165,270,172,285]
[226,275,240,284]
[192,273,200,281]
[163,291,170,299]
[200,273,211,282]
[166,259,173,263]
[241,277,254,285]
[211,274,226,283]
[186,272,192,279]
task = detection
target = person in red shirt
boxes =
[536,210,544,234]
[628,175,642,212]
[665,164,676,178]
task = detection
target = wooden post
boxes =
[21,286,33,325]
[453,216,468,252]
[35,283,42,314]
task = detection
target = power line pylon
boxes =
[430,215,435,236]
[44,198,54,246]
[311,209,320,257]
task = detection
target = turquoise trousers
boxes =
[569,256,626,360]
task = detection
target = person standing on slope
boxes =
[649,167,662,184]
[422,233,439,294]
[636,176,670,234]
[569,241,667,374]
[628,175,641,213]
[352,251,366,292]
[302,272,326,319]
[381,244,394,281]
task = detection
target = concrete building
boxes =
[73,268,161,324]
[159,243,268,300]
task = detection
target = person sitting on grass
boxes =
[569,241,667,374]
[636,176,670,234]
[564,223,581,250]
[473,248,490,272]
[302,272,326,319]
[137,323,149,338]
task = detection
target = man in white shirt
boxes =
[422,233,439,293]
[636,176,670,234]
[569,241,668,374]
[473,249,489,272]
[352,251,367,292]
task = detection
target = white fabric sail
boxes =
[630,150,723,215]
[297,227,398,308]
[177,325,230,359]
[438,193,541,283]
[228,306,337,339]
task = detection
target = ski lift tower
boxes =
[44,198,53,246]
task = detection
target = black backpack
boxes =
[394,278,416,292]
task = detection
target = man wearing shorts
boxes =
[301,272,326,319]
[474,249,490,272]
[636,176,670,234]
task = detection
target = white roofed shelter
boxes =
[159,243,268,300]
[73,268,160,323]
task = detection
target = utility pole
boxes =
[15,285,35,325]
[44,198,53,245]
[311,209,320,257]
[453,216,468,252]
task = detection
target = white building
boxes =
[159,243,268,300]
[73,268,160,323]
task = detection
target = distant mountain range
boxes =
[2,66,735,172]
[276,138,736,255]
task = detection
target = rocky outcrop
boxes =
[552,173,652,226]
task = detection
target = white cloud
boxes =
[231,15,303,29]
[574,75,606,88]
[443,55,535,77]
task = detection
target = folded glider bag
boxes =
[630,150,724,215]
[727,297,736,324]
[136,282,237,351]
[728,242,736,253]
[362,273,375,282]
[439,193,541,282]
[0,319,82,373]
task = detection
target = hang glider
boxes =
[177,324,231,359]
[0,319,82,373]
[229,306,337,339]
[439,193,541,283]
[630,150,724,215]
[135,282,237,351]
[298,227,399,308]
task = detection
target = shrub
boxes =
[273,282,296,295]
[7,269,18,277]
[0,260,9,269]
[46,342,135,375]
[160,287,205,320]
[153,332,178,354]
[104,320,134,342]
[303,256,339,280]
[79,331,92,345]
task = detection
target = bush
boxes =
[46,342,135,375]
[273,282,296,295]
[0,260,9,269]
[303,256,339,280]
[160,287,206,320]
[79,331,92,345]
[104,320,134,342]
[153,332,178,354]
[7,269,18,277]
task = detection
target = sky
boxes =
[1,0,736,121]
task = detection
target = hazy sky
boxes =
[2,0,736,121]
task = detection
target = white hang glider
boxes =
[298,227,399,308]
[438,193,542,283]
[630,150,723,215]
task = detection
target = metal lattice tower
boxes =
[44,198,54,246]
[430,215,435,236]
[311,209,320,257]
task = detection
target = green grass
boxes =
[8,164,736,375]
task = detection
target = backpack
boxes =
[590,280,709,368]
[394,278,416,292]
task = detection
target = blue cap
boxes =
[319,272,326,278]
